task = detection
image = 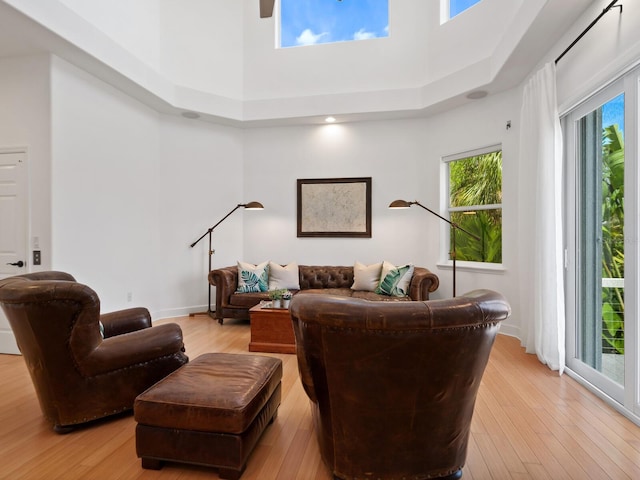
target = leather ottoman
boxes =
[134,353,282,480]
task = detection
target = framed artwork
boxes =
[297,177,372,238]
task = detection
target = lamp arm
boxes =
[412,201,481,242]
[189,204,243,248]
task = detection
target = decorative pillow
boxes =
[236,261,270,293]
[351,261,383,291]
[268,262,301,290]
[375,261,415,297]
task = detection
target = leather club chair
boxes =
[0,271,189,433]
[290,289,511,480]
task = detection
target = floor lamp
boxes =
[190,201,264,318]
[389,199,480,297]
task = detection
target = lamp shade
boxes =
[388,199,412,209]
[244,201,264,210]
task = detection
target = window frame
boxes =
[440,144,504,270]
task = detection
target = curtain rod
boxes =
[555,0,622,64]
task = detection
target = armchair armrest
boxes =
[209,266,238,309]
[80,323,186,376]
[408,267,439,301]
[100,308,152,337]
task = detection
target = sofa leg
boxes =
[219,466,243,480]
[141,457,163,470]
[440,469,463,479]
[218,318,224,325]
[53,424,74,434]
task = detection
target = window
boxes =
[280,0,389,48]
[441,0,481,22]
[445,146,502,264]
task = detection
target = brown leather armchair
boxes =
[290,289,511,480]
[0,271,188,433]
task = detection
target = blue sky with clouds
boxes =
[281,0,389,48]
[450,0,481,18]
[602,93,624,135]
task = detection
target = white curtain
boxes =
[518,62,565,374]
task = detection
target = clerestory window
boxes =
[441,0,482,23]
[280,0,389,48]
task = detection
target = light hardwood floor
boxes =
[1,315,640,479]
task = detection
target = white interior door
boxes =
[0,148,28,354]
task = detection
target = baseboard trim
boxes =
[0,330,20,355]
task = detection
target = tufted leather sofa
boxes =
[0,271,188,433]
[209,265,439,324]
[290,289,511,480]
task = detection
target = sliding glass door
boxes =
[565,71,638,415]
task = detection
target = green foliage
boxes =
[451,211,502,263]
[268,288,288,300]
[601,123,625,354]
[449,151,502,263]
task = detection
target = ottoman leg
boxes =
[141,457,163,470]
[219,466,243,480]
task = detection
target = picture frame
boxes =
[297,177,372,238]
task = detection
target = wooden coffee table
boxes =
[248,303,296,354]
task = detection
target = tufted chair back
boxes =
[290,289,511,480]
[0,271,188,433]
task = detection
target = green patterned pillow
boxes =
[375,261,415,297]
[236,261,270,293]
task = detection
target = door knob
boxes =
[6,261,25,268]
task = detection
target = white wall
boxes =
[157,115,244,317]
[0,54,52,353]
[0,55,52,270]
[159,0,244,100]
[50,55,245,318]
[554,0,640,111]
[51,56,161,310]
[510,0,640,346]
[57,0,161,71]
[5,0,640,340]
[243,88,523,337]
[242,0,521,101]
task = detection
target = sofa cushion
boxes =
[351,261,383,292]
[236,261,269,293]
[230,291,271,307]
[375,261,415,297]
[268,262,301,290]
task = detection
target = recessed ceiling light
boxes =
[181,111,200,119]
[325,116,336,123]
[466,90,488,100]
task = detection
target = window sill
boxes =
[435,261,505,274]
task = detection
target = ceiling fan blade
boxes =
[260,0,275,18]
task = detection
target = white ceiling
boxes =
[0,0,597,126]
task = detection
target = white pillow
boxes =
[268,262,301,290]
[236,261,270,293]
[375,261,415,297]
[351,261,383,291]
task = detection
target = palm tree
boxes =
[601,123,624,354]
